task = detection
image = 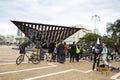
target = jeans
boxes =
[59,54,65,63]
[92,54,100,70]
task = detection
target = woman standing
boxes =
[101,43,108,65]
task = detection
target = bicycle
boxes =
[16,50,41,65]
[113,54,120,62]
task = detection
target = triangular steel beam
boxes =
[11,20,82,43]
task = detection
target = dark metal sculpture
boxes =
[11,20,82,44]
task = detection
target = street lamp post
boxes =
[91,14,100,34]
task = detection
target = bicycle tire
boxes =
[115,56,120,62]
[32,55,40,64]
[16,55,24,65]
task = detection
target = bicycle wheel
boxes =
[16,55,24,65]
[32,54,40,64]
[115,56,120,62]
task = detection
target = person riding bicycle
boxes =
[19,42,27,54]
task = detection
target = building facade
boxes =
[64,24,92,44]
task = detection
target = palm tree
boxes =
[107,19,120,45]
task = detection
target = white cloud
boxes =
[0,23,17,35]
[0,0,120,36]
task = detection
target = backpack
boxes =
[94,48,100,54]
[101,47,108,54]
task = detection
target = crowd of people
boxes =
[19,41,119,71]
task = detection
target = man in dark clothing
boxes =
[92,44,102,70]
[70,42,76,62]
[48,42,55,62]
[57,42,65,63]
[19,42,28,54]
[48,42,55,53]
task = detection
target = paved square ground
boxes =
[0,45,120,80]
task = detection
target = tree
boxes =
[101,35,115,48]
[78,33,100,48]
[107,19,120,46]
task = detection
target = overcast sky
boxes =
[0,0,120,36]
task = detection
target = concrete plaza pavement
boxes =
[0,45,120,80]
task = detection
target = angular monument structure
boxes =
[11,20,82,44]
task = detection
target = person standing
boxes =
[76,45,80,62]
[64,42,69,58]
[101,43,108,65]
[40,46,44,60]
[57,42,65,63]
[114,45,119,59]
[92,44,101,70]
[52,47,57,62]
[48,42,55,62]
[70,42,76,62]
